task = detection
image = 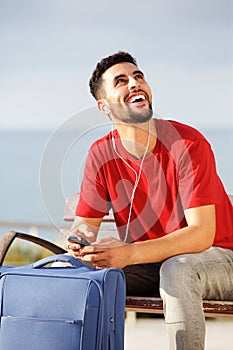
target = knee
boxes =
[160,254,193,280]
[160,254,200,296]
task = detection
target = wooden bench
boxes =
[0,193,232,318]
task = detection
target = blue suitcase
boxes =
[0,254,126,350]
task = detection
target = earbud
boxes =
[103,105,110,113]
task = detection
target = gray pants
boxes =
[124,246,233,350]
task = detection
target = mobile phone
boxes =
[68,235,90,247]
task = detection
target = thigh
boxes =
[123,263,162,297]
[160,246,233,300]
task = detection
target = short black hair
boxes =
[89,51,137,100]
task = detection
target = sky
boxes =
[0,0,232,130]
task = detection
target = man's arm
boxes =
[78,204,216,268]
[128,204,216,264]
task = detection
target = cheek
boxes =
[112,89,126,102]
[145,85,152,102]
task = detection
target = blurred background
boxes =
[0,0,232,255]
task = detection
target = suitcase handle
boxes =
[32,254,91,269]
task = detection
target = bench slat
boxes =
[126,297,233,318]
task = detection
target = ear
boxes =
[97,99,110,115]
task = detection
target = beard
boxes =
[108,102,153,124]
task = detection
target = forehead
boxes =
[102,62,141,83]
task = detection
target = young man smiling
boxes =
[67,51,233,350]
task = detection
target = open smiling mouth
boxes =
[125,93,147,104]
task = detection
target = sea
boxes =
[1,126,233,242]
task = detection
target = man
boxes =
[67,51,233,349]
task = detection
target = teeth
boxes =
[130,94,146,103]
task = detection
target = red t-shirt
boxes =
[76,119,233,248]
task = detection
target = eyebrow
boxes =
[113,74,126,83]
[133,70,144,77]
[113,70,144,83]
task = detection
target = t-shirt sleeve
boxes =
[75,149,110,218]
[178,139,220,209]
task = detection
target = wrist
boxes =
[124,241,142,265]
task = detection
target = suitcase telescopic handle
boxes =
[32,254,91,269]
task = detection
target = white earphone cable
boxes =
[111,123,150,242]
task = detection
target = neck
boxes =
[114,119,157,159]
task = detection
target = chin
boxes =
[128,106,153,124]
[110,102,153,124]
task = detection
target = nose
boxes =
[128,76,140,90]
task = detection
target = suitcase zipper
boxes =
[3,316,82,325]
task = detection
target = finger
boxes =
[79,245,105,254]
[66,242,82,251]
[92,241,114,248]
[67,249,81,259]
[93,260,109,269]
[81,251,107,263]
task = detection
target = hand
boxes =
[78,237,128,269]
[60,225,94,255]
[70,223,95,242]
[62,216,102,259]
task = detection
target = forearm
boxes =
[126,224,215,265]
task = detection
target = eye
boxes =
[135,73,144,80]
[115,78,126,86]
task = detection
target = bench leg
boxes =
[125,311,137,324]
